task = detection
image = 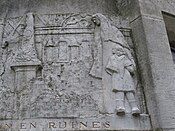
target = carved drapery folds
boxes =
[0,13,147,126]
[91,13,140,116]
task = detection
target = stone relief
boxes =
[34,13,94,28]
[91,13,140,116]
[90,13,131,79]
[0,12,144,121]
[106,47,140,116]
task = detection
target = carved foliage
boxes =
[35,13,94,28]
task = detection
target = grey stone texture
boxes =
[0,11,150,130]
[129,0,175,130]
[0,0,174,130]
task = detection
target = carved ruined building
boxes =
[0,0,175,131]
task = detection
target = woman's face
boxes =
[92,16,100,26]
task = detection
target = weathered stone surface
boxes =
[0,114,150,131]
[130,0,175,130]
[8,0,175,130]
[0,10,151,130]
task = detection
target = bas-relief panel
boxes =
[0,13,151,130]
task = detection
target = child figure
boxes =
[106,47,140,116]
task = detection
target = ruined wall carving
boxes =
[0,12,150,130]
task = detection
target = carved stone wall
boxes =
[0,12,151,130]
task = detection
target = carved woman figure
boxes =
[106,46,140,116]
[90,13,140,115]
[90,13,131,79]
